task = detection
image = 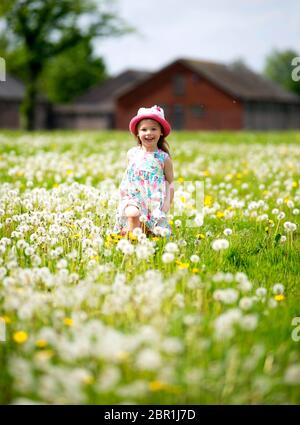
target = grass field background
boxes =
[0,130,299,404]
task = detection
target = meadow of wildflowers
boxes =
[0,130,299,405]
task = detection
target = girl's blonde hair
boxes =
[135,121,172,158]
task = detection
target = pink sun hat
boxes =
[129,105,171,137]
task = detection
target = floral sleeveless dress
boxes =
[113,146,171,236]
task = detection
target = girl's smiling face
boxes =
[137,119,163,151]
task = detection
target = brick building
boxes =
[116,58,300,131]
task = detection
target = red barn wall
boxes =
[116,62,243,131]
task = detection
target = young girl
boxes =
[113,105,174,237]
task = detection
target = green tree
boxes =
[263,49,300,96]
[40,41,107,103]
[0,0,131,130]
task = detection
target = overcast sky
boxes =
[96,0,300,76]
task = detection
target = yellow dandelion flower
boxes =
[202,170,210,177]
[169,220,174,225]
[149,380,168,392]
[196,233,205,239]
[180,196,185,203]
[13,331,28,344]
[128,232,137,241]
[63,318,73,327]
[66,170,73,175]
[52,183,60,188]
[216,211,224,218]
[192,268,199,273]
[274,294,285,302]
[35,339,48,348]
[177,262,189,269]
[204,195,213,207]
[0,315,11,324]
[149,381,181,394]
[89,255,99,261]
[292,181,297,188]
[106,234,119,244]
[177,177,184,183]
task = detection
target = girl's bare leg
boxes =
[125,206,141,232]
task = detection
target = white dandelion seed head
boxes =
[239,314,258,331]
[160,228,170,237]
[139,215,147,223]
[223,228,232,236]
[283,221,297,232]
[153,226,163,236]
[135,349,162,371]
[284,364,300,385]
[135,244,154,260]
[214,308,242,340]
[122,244,134,255]
[272,283,285,294]
[137,233,147,243]
[256,287,267,298]
[239,297,253,311]
[277,211,285,220]
[190,254,200,263]
[162,252,174,264]
[213,288,239,304]
[195,214,204,226]
[211,238,229,251]
[164,242,179,253]
[132,227,142,237]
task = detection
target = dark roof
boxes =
[0,74,24,100]
[117,58,300,104]
[75,69,151,104]
[181,58,300,103]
